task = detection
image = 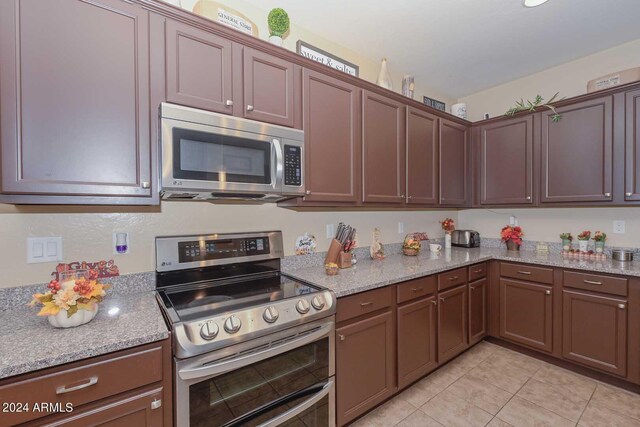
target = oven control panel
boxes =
[178,237,270,263]
[283,145,302,187]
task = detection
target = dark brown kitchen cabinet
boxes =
[302,69,360,203]
[406,108,439,205]
[469,278,488,345]
[562,290,627,377]
[625,89,640,201]
[0,0,155,204]
[243,47,297,127]
[439,119,469,206]
[479,115,533,205]
[500,278,553,352]
[336,310,395,426]
[165,19,233,114]
[438,284,468,363]
[397,296,438,389]
[362,90,406,204]
[541,96,613,203]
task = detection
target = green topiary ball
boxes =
[268,8,290,37]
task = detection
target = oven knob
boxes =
[263,306,279,323]
[296,299,311,314]
[223,315,242,334]
[200,320,219,341]
[311,295,325,310]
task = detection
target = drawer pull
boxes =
[545,290,551,295]
[151,399,162,410]
[583,280,603,286]
[472,269,483,273]
[339,334,346,341]
[360,301,373,308]
[448,276,459,281]
[431,300,437,305]
[56,376,98,395]
[411,287,423,293]
[618,304,626,309]
[517,271,532,275]
[439,297,445,302]
[470,286,475,291]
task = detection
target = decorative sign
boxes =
[423,96,446,112]
[296,41,359,77]
[217,8,254,35]
[52,260,120,281]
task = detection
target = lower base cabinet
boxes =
[397,295,437,389]
[562,290,628,376]
[438,284,468,363]
[468,278,487,345]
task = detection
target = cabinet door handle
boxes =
[151,399,162,410]
[626,192,633,197]
[408,196,413,200]
[141,181,150,189]
[448,276,459,281]
[339,334,345,341]
[604,192,611,197]
[583,280,603,285]
[247,105,254,111]
[360,301,373,307]
[470,286,475,291]
[618,304,626,309]
[56,376,98,394]
[225,99,233,106]
[305,190,311,195]
[545,290,551,295]
[431,300,437,305]
[526,196,531,200]
[517,271,532,275]
[439,297,445,302]
[411,287,423,293]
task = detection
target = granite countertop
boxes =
[0,276,168,380]
[283,247,640,298]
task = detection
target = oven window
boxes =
[173,128,271,184]
[189,337,330,427]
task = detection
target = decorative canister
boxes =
[506,240,521,251]
[594,241,605,254]
[578,240,589,252]
[562,239,572,251]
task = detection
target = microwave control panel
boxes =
[284,145,302,186]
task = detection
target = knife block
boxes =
[337,252,352,269]
[324,239,342,265]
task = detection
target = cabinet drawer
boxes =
[438,267,467,291]
[0,346,163,426]
[337,286,393,323]
[468,262,487,282]
[500,262,553,285]
[563,271,628,297]
[397,276,437,304]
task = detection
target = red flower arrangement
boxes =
[501,225,524,245]
[440,218,455,233]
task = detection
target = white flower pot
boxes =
[445,233,452,249]
[48,305,98,328]
[578,240,589,252]
[269,35,283,46]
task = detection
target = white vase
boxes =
[48,305,99,328]
[578,240,589,252]
[445,233,452,249]
[376,58,393,90]
[269,35,283,46]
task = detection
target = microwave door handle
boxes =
[273,139,283,189]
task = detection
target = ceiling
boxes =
[241,0,640,98]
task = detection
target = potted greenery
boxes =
[593,231,607,254]
[577,230,591,252]
[267,8,289,46]
[559,233,573,252]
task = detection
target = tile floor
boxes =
[350,341,640,427]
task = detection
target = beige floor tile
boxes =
[589,384,640,421]
[496,396,575,427]
[351,397,416,427]
[399,369,459,407]
[464,341,500,360]
[486,418,513,427]
[486,348,544,375]
[446,372,513,415]
[467,359,531,394]
[578,402,640,427]
[421,389,493,427]
[532,365,597,401]
[396,409,444,427]
[516,378,587,422]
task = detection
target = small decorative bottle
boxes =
[445,232,452,249]
[376,58,393,90]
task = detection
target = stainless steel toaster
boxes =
[451,230,480,248]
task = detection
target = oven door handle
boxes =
[178,321,333,380]
[272,138,283,190]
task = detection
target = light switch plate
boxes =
[27,237,62,264]
[398,222,405,234]
[326,224,334,239]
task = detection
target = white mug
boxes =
[429,243,442,253]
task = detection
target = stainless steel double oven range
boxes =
[155,231,336,427]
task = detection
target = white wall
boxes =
[459,38,640,122]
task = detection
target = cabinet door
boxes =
[469,278,488,345]
[562,290,627,376]
[362,91,406,204]
[438,284,468,363]
[165,19,233,114]
[439,119,469,206]
[625,89,640,201]
[500,278,553,352]
[243,47,296,127]
[541,96,613,203]
[303,69,360,203]
[406,107,439,205]
[479,116,533,205]
[0,0,153,201]
[336,311,395,426]
[397,296,437,389]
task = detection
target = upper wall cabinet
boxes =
[541,96,613,203]
[303,69,361,203]
[165,20,233,114]
[406,108,439,206]
[0,0,155,204]
[479,116,534,205]
[362,91,406,204]
[439,119,469,206]
[626,89,640,202]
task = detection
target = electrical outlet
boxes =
[613,220,626,234]
[326,224,335,239]
[398,222,404,234]
[510,216,516,226]
[27,237,63,264]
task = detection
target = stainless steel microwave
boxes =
[160,103,305,202]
